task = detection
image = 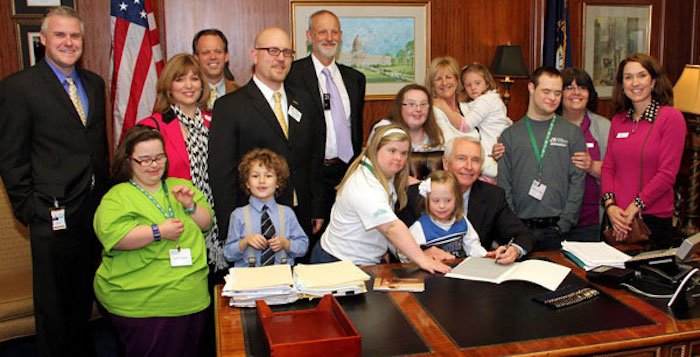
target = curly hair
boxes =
[237,148,290,196]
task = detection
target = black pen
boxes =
[495,237,515,264]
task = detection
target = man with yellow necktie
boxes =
[0,6,108,356]
[209,27,325,251]
[192,29,240,111]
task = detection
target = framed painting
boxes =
[13,0,75,16]
[17,22,44,69]
[583,4,651,98]
[291,1,430,100]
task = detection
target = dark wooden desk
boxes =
[215,252,700,356]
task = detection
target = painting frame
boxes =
[291,1,430,100]
[583,4,652,98]
[13,0,75,16]
[17,22,44,70]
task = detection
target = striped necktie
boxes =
[66,77,86,125]
[259,205,277,266]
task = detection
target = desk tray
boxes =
[256,294,361,356]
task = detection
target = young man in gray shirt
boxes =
[497,67,586,251]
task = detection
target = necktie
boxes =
[273,92,288,138]
[259,205,277,266]
[321,68,353,163]
[208,85,218,110]
[66,77,86,125]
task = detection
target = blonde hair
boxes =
[421,170,464,222]
[425,56,465,102]
[460,63,500,102]
[337,124,411,210]
[154,53,210,113]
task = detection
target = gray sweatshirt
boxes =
[497,115,586,232]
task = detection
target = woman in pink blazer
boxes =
[138,54,228,275]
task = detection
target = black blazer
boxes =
[208,80,325,236]
[398,180,535,254]
[286,56,366,156]
[0,59,109,226]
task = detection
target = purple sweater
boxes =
[601,106,686,218]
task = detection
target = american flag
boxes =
[110,0,164,146]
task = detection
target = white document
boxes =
[224,264,294,292]
[446,257,570,291]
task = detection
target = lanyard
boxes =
[129,180,175,219]
[360,160,375,177]
[525,116,556,172]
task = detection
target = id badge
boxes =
[169,248,193,267]
[50,207,67,231]
[528,180,547,201]
[323,93,331,110]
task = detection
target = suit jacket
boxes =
[286,55,366,156]
[224,78,240,94]
[209,80,324,236]
[0,59,109,225]
[398,180,535,254]
[138,111,212,180]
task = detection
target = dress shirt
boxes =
[252,75,288,127]
[210,78,227,99]
[46,59,89,119]
[311,54,351,159]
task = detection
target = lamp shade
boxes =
[674,65,700,115]
[490,45,530,78]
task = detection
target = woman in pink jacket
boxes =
[138,54,227,273]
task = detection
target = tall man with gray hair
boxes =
[286,10,366,260]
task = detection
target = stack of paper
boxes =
[222,265,299,307]
[293,261,370,297]
[561,241,631,271]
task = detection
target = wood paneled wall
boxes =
[0,0,699,142]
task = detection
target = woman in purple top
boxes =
[559,68,610,242]
[601,54,687,248]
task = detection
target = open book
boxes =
[446,257,570,291]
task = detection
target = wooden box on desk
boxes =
[255,294,361,357]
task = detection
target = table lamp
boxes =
[673,64,700,235]
[490,43,530,106]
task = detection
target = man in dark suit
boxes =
[286,10,366,242]
[209,27,324,245]
[398,136,534,264]
[0,7,108,356]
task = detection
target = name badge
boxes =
[170,248,193,267]
[616,132,630,139]
[50,207,67,231]
[528,180,547,201]
[586,142,595,148]
[288,106,302,122]
[322,93,331,110]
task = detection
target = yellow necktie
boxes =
[66,77,86,125]
[208,85,218,110]
[273,92,288,138]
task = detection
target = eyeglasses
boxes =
[131,153,167,167]
[402,102,429,110]
[564,85,588,93]
[255,47,295,58]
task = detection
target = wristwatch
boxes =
[151,224,161,242]
[184,203,197,215]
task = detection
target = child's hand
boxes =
[268,236,290,252]
[171,185,195,208]
[244,234,268,250]
[160,218,184,240]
